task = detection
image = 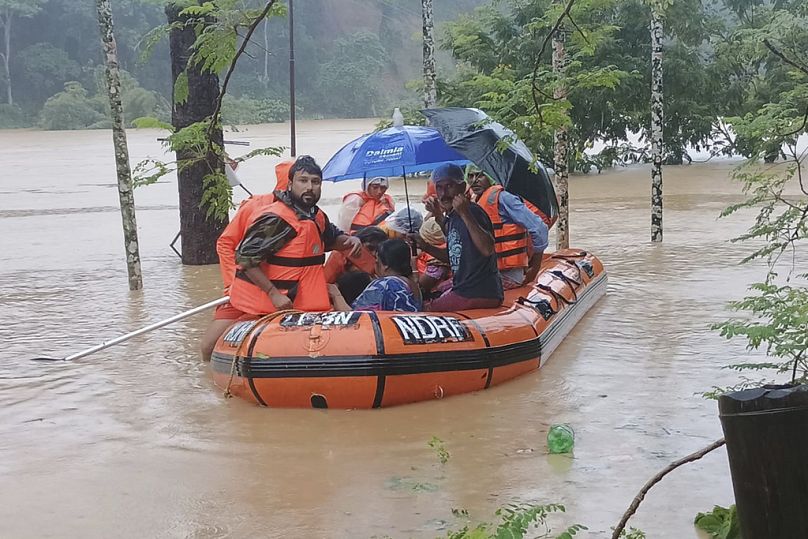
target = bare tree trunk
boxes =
[95,0,143,290]
[552,1,570,250]
[421,0,437,108]
[261,17,269,88]
[1,10,12,105]
[166,4,227,265]
[650,9,664,242]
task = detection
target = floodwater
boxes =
[0,120,791,538]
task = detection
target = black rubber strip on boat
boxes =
[372,375,386,408]
[485,367,494,389]
[454,312,495,388]
[244,323,269,406]
[368,311,386,406]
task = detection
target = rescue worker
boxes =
[230,155,362,316]
[200,158,295,361]
[338,176,395,233]
[466,164,548,289]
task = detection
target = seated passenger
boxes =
[338,176,395,234]
[416,164,503,311]
[228,156,361,317]
[466,164,549,289]
[323,226,388,283]
[381,207,424,239]
[416,217,451,298]
[329,239,422,312]
[335,270,373,305]
[200,158,295,361]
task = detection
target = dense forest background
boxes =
[0,0,484,129]
[0,0,805,171]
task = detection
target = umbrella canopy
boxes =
[421,107,558,225]
[321,125,468,182]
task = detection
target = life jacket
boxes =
[229,199,330,315]
[216,159,296,290]
[345,191,395,233]
[477,185,529,271]
[524,198,554,229]
[415,245,447,273]
[323,247,377,284]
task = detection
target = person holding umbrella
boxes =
[466,164,548,288]
[337,176,396,234]
[416,163,503,311]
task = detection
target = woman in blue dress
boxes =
[328,239,422,312]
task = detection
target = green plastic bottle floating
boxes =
[547,424,575,454]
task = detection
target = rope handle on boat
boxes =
[536,282,577,306]
[224,310,300,399]
[550,250,588,260]
[550,269,582,288]
[516,295,556,320]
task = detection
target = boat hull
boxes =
[211,249,606,408]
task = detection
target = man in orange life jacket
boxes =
[231,156,361,315]
[338,176,396,233]
[199,158,295,361]
[465,164,548,289]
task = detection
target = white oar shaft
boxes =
[63,296,230,361]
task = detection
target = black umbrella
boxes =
[421,107,558,226]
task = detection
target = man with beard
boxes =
[227,156,362,319]
[466,164,548,289]
[416,163,503,311]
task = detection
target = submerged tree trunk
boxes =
[1,10,12,105]
[650,9,664,242]
[552,2,570,250]
[421,0,437,108]
[96,0,143,291]
[166,4,227,265]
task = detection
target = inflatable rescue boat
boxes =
[211,249,606,408]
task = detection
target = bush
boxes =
[0,104,32,128]
[39,82,106,130]
[221,95,289,125]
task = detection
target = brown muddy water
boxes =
[0,120,782,538]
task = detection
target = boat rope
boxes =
[223,310,294,399]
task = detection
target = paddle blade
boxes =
[30,357,65,361]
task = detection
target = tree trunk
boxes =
[551,2,570,250]
[96,0,143,291]
[650,9,664,243]
[166,4,227,265]
[1,10,12,105]
[421,0,437,108]
[262,17,269,87]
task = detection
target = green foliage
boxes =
[428,436,450,464]
[221,94,288,125]
[375,108,428,130]
[712,0,807,393]
[619,528,647,539]
[694,505,741,539]
[16,43,81,104]
[173,71,189,105]
[0,103,29,128]
[443,503,586,539]
[39,82,106,130]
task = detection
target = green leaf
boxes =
[173,71,189,105]
[132,116,174,131]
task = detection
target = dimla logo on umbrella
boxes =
[364,145,405,165]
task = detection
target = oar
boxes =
[32,296,230,362]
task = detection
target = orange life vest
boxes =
[415,245,447,273]
[523,198,554,229]
[477,185,529,271]
[216,159,296,290]
[229,199,330,315]
[345,191,395,233]
[323,247,377,284]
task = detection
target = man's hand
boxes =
[424,195,442,217]
[452,193,470,215]
[339,235,363,257]
[269,289,293,310]
[522,252,543,286]
[406,232,426,251]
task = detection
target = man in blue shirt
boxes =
[466,164,549,288]
[416,164,504,311]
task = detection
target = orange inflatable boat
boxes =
[211,249,606,408]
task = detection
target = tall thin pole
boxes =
[421,0,437,108]
[551,0,570,250]
[96,0,143,290]
[650,7,664,242]
[288,0,296,156]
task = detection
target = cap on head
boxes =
[363,176,389,191]
[431,163,465,185]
